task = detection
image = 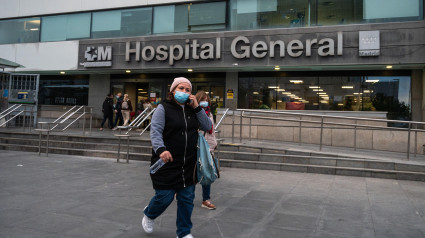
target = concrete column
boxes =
[411,70,423,122]
[421,70,425,122]
[225,72,238,109]
[88,74,111,119]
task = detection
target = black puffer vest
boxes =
[150,100,200,190]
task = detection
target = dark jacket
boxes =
[150,99,211,190]
[102,97,113,116]
[115,96,123,111]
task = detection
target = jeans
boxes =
[100,114,113,129]
[144,185,195,238]
[113,111,123,127]
[202,184,211,201]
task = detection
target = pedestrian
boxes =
[142,77,212,238]
[121,94,133,126]
[195,91,218,210]
[142,99,153,130]
[112,92,124,130]
[210,98,218,123]
[100,93,114,130]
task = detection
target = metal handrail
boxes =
[217,109,425,160]
[42,105,92,135]
[215,108,229,130]
[0,111,23,127]
[0,104,22,120]
[125,108,149,134]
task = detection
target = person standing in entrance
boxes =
[121,94,133,126]
[142,77,212,238]
[100,93,114,130]
[195,91,218,210]
[112,92,124,130]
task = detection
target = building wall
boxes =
[0,0,205,19]
[88,74,111,119]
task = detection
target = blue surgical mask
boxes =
[174,91,189,104]
[199,101,209,107]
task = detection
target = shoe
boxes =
[201,200,216,210]
[142,207,154,233]
[112,127,117,131]
[99,128,103,131]
[177,234,194,238]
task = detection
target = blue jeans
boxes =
[144,185,195,238]
[202,184,211,201]
[113,111,123,127]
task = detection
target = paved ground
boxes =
[1,150,425,238]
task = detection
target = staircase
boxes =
[1,130,425,182]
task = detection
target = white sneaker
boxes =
[142,207,154,233]
[177,234,194,238]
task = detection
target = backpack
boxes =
[122,100,129,110]
[196,132,220,185]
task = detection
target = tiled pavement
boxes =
[1,150,425,238]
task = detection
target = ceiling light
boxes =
[30,28,39,31]
[338,103,344,106]
[317,92,327,95]
[353,93,363,95]
[274,66,280,70]
[313,89,323,91]
[125,70,131,73]
[276,89,285,92]
[253,92,259,95]
[282,92,291,95]
[188,68,193,72]
[386,65,393,69]
[277,100,282,103]
[341,86,354,89]
[289,80,303,84]
[365,79,379,83]
[268,86,279,89]
[60,71,65,74]
[309,86,320,89]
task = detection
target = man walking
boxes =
[112,92,124,130]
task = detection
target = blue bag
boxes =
[196,132,220,185]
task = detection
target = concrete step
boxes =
[0,143,151,161]
[0,137,152,154]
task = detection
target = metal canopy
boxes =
[0,58,24,69]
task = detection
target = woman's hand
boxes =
[159,151,173,163]
[188,94,198,108]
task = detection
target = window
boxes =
[153,5,189,34]
[92,8,152,38]
[189,2,226,31]
[0,17,40,44]
[41,13,91,42]
[38,76,89,105]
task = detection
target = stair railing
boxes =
[124,107,148,134]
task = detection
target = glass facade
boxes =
[0,0,422,44]
[41,13,91,42]
[0,17,40,44]
[239,74,411,121]
[38,76,89,105]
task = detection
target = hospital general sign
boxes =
[78,31,379,68]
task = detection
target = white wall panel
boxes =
[0,41,79,71]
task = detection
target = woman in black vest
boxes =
[142,77,212,238]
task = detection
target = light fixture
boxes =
[386,65,393,69]
[338,103,344,106]
[268,86,279,89]
[364,90,372,93]
[253,92,259,95]
[282,92,291,95]
[289,80,303,84]
[276,89,285,92]
[365,79,379,83]
[341,86,354,89]
[232,63,238,66]
[317,92,327,95]
[274,66,280,70]
[353,93,363,95]
[60,71,65,74]
[277,100,283,103]
[313,89,323,91]
[188,68,193,72]
[309,86,320,89]
[30,28,39,31]
[125,70,131,73]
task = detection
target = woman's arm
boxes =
[150,104,167,155]
[194,106,212,132]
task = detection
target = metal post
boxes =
[38,129,42,156]
[239,111,243,143]
[89,107,93,135]
[117,136,121,163]
[407,122,411,161]
[232,110,235,143]
[22,106,26,132]
[414,123,418,157]
[126,136,130,163]
[319,116,324,151]
[82,107,86,136]
[249,117,252,141]
[46,129,49,157]
[354,119,357,151]
[299,115,302,145]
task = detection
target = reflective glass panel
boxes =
[38,76,89,105]
[153,5,189,34]
[189,1,226,31]
[92,8,152,38]
[41,13,91,42]
[0,17,40,44]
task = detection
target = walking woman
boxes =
[195,90,218,210]
[142,77,212,238]
[121,94,133,126]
